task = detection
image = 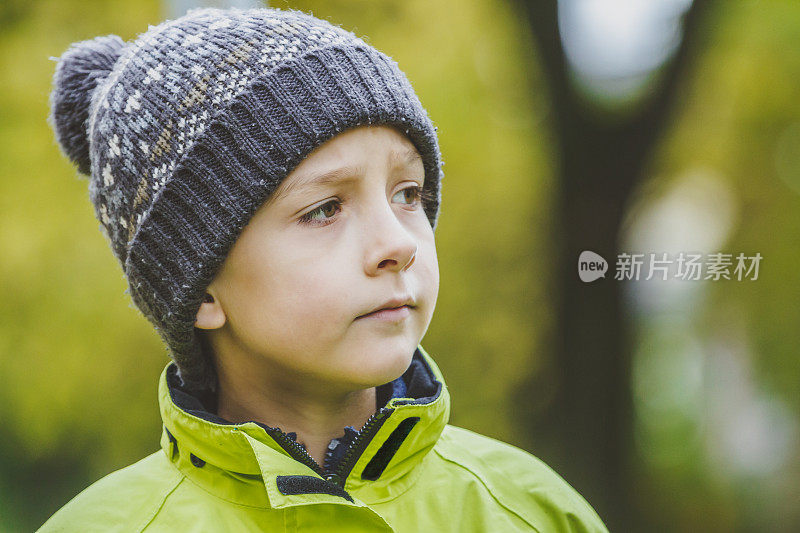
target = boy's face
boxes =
[198,125,439,392]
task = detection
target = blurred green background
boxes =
[2,0,799,531]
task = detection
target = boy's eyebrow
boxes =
[268,147,423,205]
[390,146,423,169]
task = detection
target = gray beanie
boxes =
[48,6,444,392]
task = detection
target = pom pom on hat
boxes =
[48,34,126,175]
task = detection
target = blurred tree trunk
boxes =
[512,1,713,530]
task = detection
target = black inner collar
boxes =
[166,346,441,429]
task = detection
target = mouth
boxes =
[356,305,414,321]
[356,297,416,319]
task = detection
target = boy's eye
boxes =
[298,199,342,226]
[297,185,423,227]
[392,185,422,205]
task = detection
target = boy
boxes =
[43,6,609,532]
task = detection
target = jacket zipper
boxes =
[267,406,393,488]
[266,427,325,476]
[327,406,392,486]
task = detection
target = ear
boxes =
[195,291,226,330]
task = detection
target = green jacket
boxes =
[38,345,609,532]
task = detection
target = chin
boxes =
[346,342,416,388]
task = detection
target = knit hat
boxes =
[48,7,444,392]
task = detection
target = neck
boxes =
[214,353,378,468]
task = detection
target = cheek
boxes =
[226,273,349,361]
[416,231,439,290]
[236,250,351,335]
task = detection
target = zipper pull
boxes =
[325,473,342,485]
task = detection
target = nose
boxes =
[363,199,418,276]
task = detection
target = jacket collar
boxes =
[158,345,450,508]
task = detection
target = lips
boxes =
[357,296,416,318]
